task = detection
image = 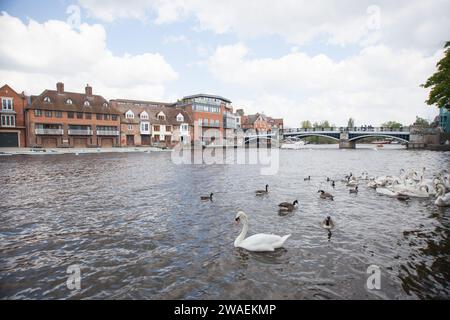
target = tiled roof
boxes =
[27,89,120,115]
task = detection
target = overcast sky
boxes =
[1,0,449,127]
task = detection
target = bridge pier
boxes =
[339,140,355,149]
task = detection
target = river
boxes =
[0,146,449,299]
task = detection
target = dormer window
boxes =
[157,111,166,120]
[140,111,149,120]
[103,102,108,107]
[176,113,184,122]
[43,96,51,103]
[84,101,90,106]
[125,110,135,119]
[66,99,73,104]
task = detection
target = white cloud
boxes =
[0,12,178,100]
[208,43,443,126]
[77,0,450,51]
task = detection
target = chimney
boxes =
[56,82,64,93]
[85,84,92,96]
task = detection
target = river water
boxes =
[0,146,449,299]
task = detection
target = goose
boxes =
[326,177,330,182]
[234,211,291,252]
[349,186,358,194]
[278,200,298,212]
[200,193,213,201]
[318,190,334,200]
[435,184,450,207]
[304,176,311,181]
[322,216,335,230]
[255,184,269,195]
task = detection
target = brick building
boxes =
[0,84,27,147]
[110,99,193,147]
[26,83,121,148]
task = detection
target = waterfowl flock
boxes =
[203,167,450,252]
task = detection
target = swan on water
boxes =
[234,211,291,252]
[435,184,450,207]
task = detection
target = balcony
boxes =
[68,128,93,135]
[35,128,64,135]
[96,130,119,136]
[199,122,220,128]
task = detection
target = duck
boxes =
[304,176,311,181]
[255,184,269,195]
[349,186,358,194]
[200,193,213,201]
[331,180,336,188]
[435,184,450,207]
[234,211,291,252]
[278,200,299,212]
[318,190,334,200]
[322,216,335,230]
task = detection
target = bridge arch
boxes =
[283,133,340,141]
[348,134,409,143]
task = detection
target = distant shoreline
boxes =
[0,147,170,156]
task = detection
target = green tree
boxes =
[422,41,450,110]
[313,120,331,128]
[412,116,430,127]
[347,117,355,128]
[381,121,403,129]
[301,120,312,129]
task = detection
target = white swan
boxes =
[435,184,450,207]
[376,187,399,197]
[234,211,291,252]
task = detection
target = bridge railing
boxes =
[282,126,411,134]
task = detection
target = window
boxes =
[104,114,110,120]
[103,102,108,107]
[112,115,117,121]
[125,110,135,119]
[157,112,165,120]
[66,99,73,104]
[128,125,133,130]
[77,112,83,119]
[215,120,220,127]
[55,111,62,118]
[166,125,172,131]
[176,113,184,122]
[141,123,149,131]
[67,112,74,118]
[84,101,90,106]
[96,114,102,120]
[1,115,15,127]
[154,125,160,131]
[85,113,92,119]
[140,111,149,120]
[43,96,51,103]
[45,111,52,117]
[34,109,42,117]
[1,98,13,110]
[181,124,188,131]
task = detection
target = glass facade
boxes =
[440,107,450,133]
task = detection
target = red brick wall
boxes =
[0,85,26,147]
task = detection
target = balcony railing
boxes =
[35,128,64,135]
[199,122,220,128]
[96,130,119,136]
[68,129,93,135]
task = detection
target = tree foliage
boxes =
[381,121,403,129]
[422,41,450,109]
[300,120,312,129]
[412,116,430,127]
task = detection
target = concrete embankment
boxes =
[0,147,170,156]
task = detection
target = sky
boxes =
[0,0,449,127]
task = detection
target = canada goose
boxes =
[326,177,330,182]
[278,200,299,212]
[201,193,213,201]
[318,190,334,200]
[304,176,311,181]
[256,184,269,195]
[349,186,358,194]
[322,216,335,229]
